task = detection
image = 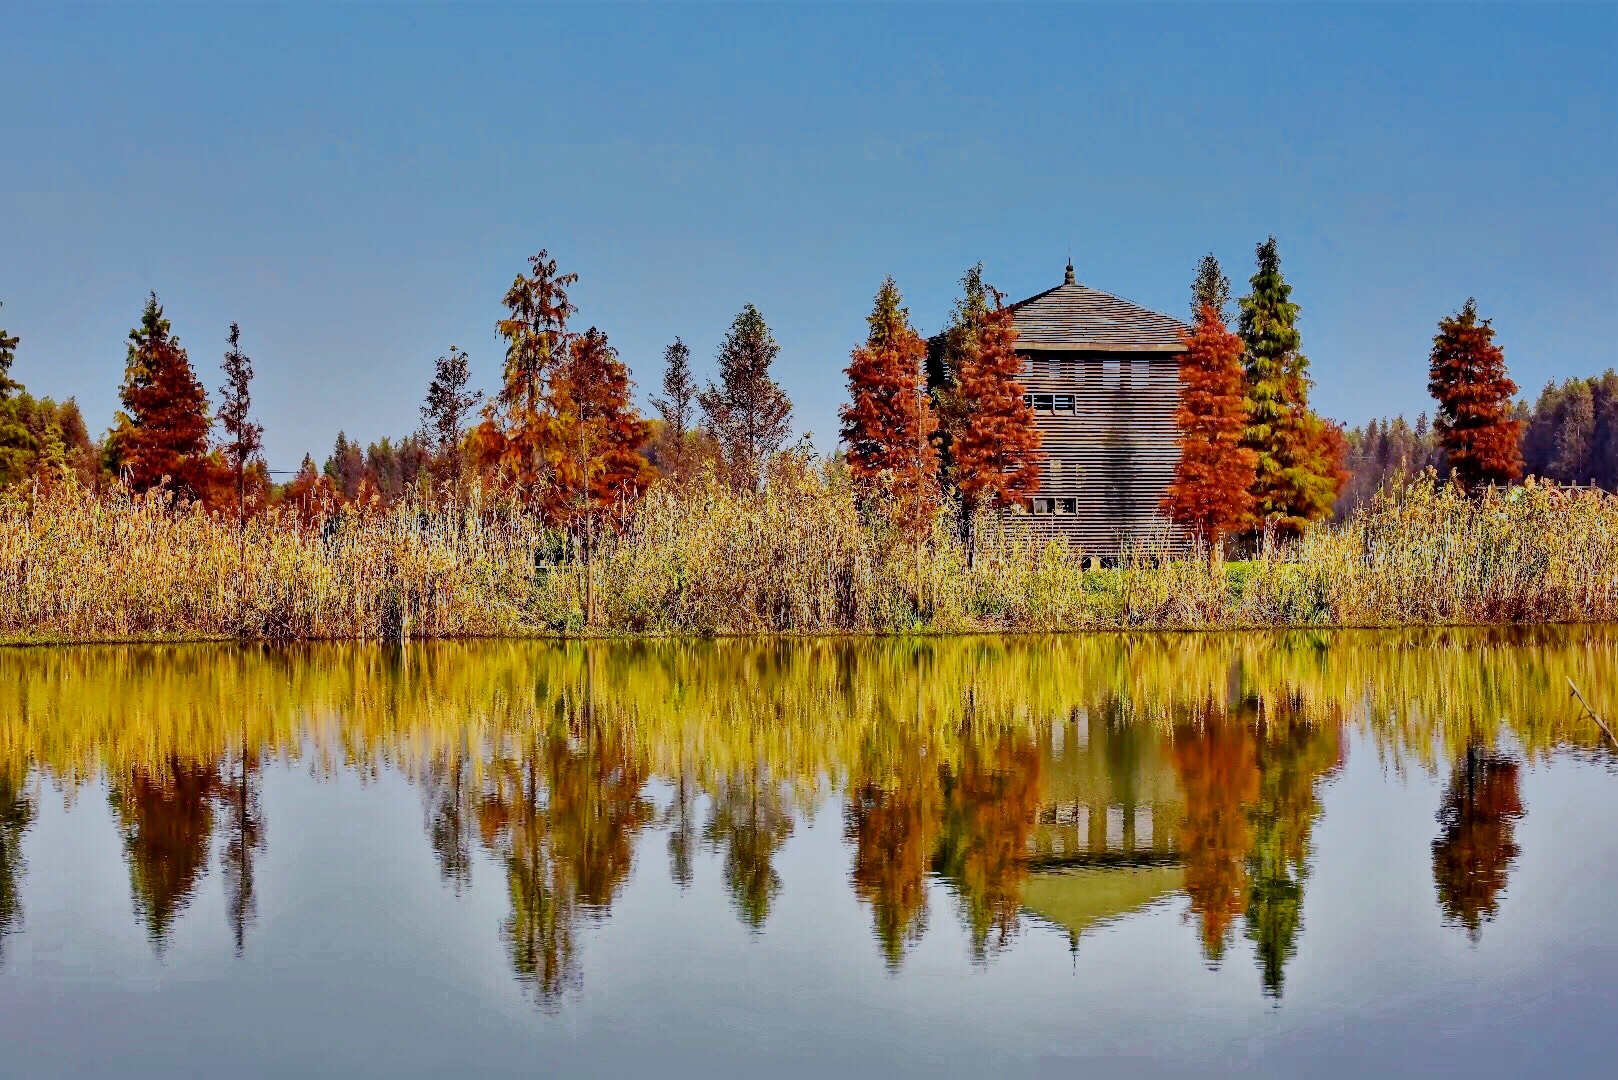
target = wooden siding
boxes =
[1010,349,1186,556]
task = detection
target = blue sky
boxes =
[3,2,1613,471]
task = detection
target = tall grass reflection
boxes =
[0,629,1611,1004]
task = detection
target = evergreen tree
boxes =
[1521,371,1618,489]
[1164,302,1257,559]
[114,293,213,501]
[699,304,793,491]
[419,345,483,499]
[1238,238,1340,533]
[651,338,696,440]
[649,338,699,480]
[0,302,19,401]
[1428,299,1523,492]
[324,431,365,500]
[217,322,264,528]
[839,277,939,531]
[1191,254,1231,323]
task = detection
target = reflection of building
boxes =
[1021,707,1186,950]
[1006,264,1189,555]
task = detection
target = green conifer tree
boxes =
[1238,238,1340,533]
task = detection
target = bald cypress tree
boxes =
[1428,299,1522,492]
[840,277,939,529]
[115,293,213,501]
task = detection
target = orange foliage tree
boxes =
[932,733,1041,961]
[485,251,578,501]
[844,741,945,970]
[839,277,939,532]
[1164,302,1257,559]
[114,293,214,501]
[1173,706,1259,964]
[552,327,655,521]
[948,296,1042,522]
[482,251,652,528]
[1428,298,1522,492]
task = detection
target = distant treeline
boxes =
[1340,370,1618,514]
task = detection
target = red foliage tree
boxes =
[490,251,577,501]
[949,299,1042,517]
[839,277,939,532]
[552,326,655,522]
[115,293,214,501]
[1173,707,1259,965]
[1428,298,1522,492]
[1164,302,1257,559]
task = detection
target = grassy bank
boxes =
[2,462,1615,640]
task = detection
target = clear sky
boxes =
[3,2,1613,472]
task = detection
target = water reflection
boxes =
[0,772,31,961]
[0,628,1612,1006]
[1432,746,1525,942]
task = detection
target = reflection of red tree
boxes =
[1172,711,1258,964]
[933,734,1042,961]
[1433,748,1524,941]
[844,744,944,970]
[108,756,220,949]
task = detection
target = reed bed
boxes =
[2,463,1616,641]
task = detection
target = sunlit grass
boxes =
[2,463,1615,641]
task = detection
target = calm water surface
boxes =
[0,631,1614,1078]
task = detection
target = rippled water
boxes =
[0,630,1614,1078]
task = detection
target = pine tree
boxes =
[1164,302,1256,560]
[217,323,264,528]
[115,293,213,501]
[491,251,577,500]
[1191,254,1231,323]
[698,304,793,491]
[0,304,30,484]
[1428,298,1522,492]
[649,337,698,480]
[1238,237,1339,533]
[839,277,939,530]
[0,302,19,401]
[419,345,483,499]
[324,431,365,500]
[949,291,1042,517]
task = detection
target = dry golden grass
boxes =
[2,462,1615,641]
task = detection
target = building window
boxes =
[1030,393,1054,412]
[1053,394,1074,412]
[1060,497,1077,515]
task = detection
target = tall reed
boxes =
[2,464,1615,641]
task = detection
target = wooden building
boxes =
[1007,263,1188,555]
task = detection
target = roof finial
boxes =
[1064,255,1076,286]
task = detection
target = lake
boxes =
[0,630,1613,1078]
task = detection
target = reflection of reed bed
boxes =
[3,472,1616,640]
[2,629,1611,792]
